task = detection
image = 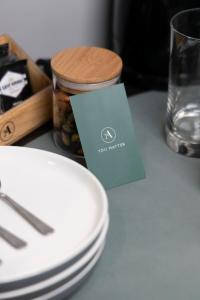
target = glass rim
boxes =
[170,7,200,41]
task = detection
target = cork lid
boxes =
[0,36,9,46]
[51,47,122,84]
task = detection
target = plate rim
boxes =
[0,215,109,299]
[37,242,105,300]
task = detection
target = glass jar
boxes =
[51,47,122,157]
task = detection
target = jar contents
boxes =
[0,38,32,113]
[53,85,83,156]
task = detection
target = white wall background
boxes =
[0,0,111,60]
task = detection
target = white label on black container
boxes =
[0,71,28,98]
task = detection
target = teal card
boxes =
[70,83,145,189]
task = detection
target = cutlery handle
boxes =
[1,194,54,235]
[0,226,27,249]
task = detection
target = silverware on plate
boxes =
[0,180,54,235]
[0,225,27,249]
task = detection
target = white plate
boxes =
[0,215,109,299]
[36,243,105,300]
[0,147,108,284]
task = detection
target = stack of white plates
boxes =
[0,147,109,300]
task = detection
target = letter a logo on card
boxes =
[101,127,116,143]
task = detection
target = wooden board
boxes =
[0,34,52,145]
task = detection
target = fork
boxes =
[0,180,54,235]
[0,225,27,249]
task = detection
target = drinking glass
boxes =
[166,8,200,157]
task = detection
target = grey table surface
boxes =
[20,91,200,300]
